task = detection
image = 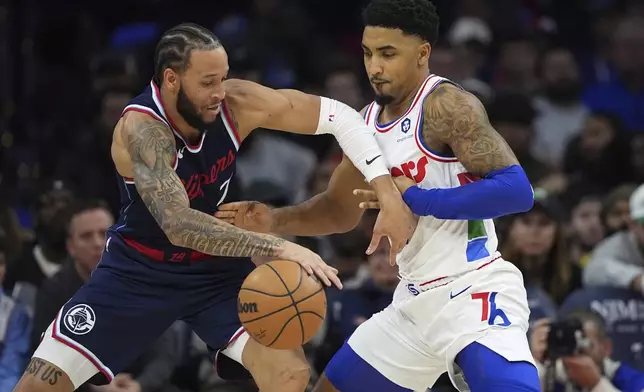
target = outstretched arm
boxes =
[401,84,533,219]
[270,154,367,236]
[222,87,416,261]
[124,112,286,257]
[223,79,400,203]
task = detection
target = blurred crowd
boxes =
[2,0,644,391]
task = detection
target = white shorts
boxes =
[347,259,534,392]
[33,319,250,389]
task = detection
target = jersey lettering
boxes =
[391,156,429,183]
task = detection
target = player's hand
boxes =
[529,318,550,363]
[282,241,342,289]
[215,201,273,233]
[353,176,417,209]
[370,203,416,265]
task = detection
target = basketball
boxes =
[238,260,327,350]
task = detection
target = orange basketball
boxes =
[238,260,327,350]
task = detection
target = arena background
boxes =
[1,0,644,391]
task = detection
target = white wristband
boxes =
[315,97,389,182]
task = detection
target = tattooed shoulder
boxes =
[123,114,189,228]
[125,115,177,169]
[421,84,518,176]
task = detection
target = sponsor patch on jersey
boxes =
[401,118,411,133]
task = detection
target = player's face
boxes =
[362,27,430,106]
[176,48,229,131]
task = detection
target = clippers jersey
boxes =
[364,74,500,283]
[113,81,241,256]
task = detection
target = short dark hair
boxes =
[64,199,111,236]
[153,23,222,85]
[362,0,440,45]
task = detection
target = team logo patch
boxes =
[63,304,96,335]
[401,118,411,133]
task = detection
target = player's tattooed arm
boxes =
[22,358,65,386]
[422,84,519,177]
[125,115,286,258]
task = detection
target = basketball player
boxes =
[216,1,542,391]
[14,23,416,392]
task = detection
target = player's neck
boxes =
[382,74,429,119]
[159,87,202,144]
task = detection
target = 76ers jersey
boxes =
[364,74,500,283]
[113,81,241,256]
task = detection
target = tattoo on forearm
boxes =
[422,85,518,176]
[26,358,62,386]
[168,208,285,257]
[126,119,284,258]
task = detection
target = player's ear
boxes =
[418,42,431,67]
[164,68,179,91]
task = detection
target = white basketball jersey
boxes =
[364,74,501,283]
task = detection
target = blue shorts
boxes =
[42,231,254,384]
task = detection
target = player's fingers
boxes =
[214,210,238,219]
[353,189,377,199]
[366,234,382,255]
[389,246,398,266]
[359,201,381,209]
[328,270,343,289]
[313,265,332,287]
[217,202,248,211]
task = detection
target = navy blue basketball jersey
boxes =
[112,81,241,261]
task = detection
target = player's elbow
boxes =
[493,164,533,214]
[514,169,534,213]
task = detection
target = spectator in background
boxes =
[443,17,494,103]
[532,47,588,168]
[583,17,644,132]
[563,112,633,192]
[530,311,644,392]
[567,195,606,268]
[30,199,113,352]
[501,195,579,310]
[584,183,644,295]
[601,184,638,236]
[54,87,133,216]
[0,204,24,268]
[487,92,551,184]
[0,241,32,392]
[494,35,539,96]
[4,181,74,310]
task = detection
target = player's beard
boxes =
[176,86,209,132]
[374,93,395,106]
